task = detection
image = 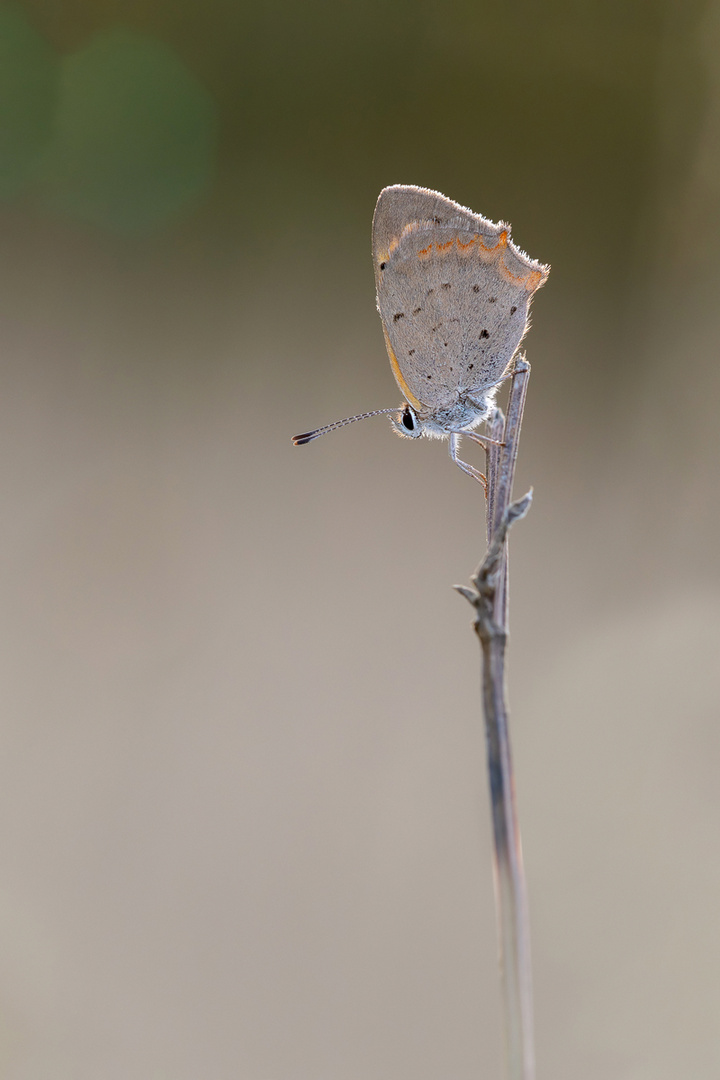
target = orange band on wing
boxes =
[524,268,545,292]
[416,231,510,260]
[499,265,527,286]
[383,327,424,411]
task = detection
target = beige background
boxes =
[1,1,719,1077]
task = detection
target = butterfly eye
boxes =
[401,405,416,432]
[389,403,421,440]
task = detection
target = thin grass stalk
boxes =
[456,357,534,1080]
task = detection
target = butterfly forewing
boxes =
[372,185,548,412]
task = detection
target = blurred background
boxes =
[0,0,719,1077]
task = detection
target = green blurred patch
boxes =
[37,28,218,233]
[0,3,58,199]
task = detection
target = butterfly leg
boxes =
[449,432,487,489]
[465,431,505,450]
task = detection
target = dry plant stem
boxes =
[485,406,505,554]
[456,357,534,1080]
[490,358,530,623]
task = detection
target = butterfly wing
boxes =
[372,185,548,413]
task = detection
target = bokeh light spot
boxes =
[0,3,58,199]
[38,28,218,232]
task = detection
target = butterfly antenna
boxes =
[292,408,398,446]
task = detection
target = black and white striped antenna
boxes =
[292,408,398,446]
